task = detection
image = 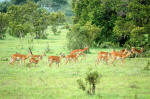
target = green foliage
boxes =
[122,0,150,47]
[67,22,101,49]
[0,1,12,13]
[63,23,70,29]
[11,0,40,5]
[144,61,150,70]
[77,79,86,91]
[113,19,135,37]
[49,12,65,35]
[51,25,58,35]
[77,69,102,95]
[49,11,66,25]
[128,0,150,26]
[141,44,150,57]
[7,1,51,39]
[72,0,118,44]
[0,13,9,39]
[71,0,150,48]
[99,42,119,48]
[11,0,27,5]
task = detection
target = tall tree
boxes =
[0,12,9,39]
[70,0,119,49]
[114,0,150,47]
[7,1,51,39]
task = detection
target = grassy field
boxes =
[0,27,150,99]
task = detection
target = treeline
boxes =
[67,0,150,49]
[0,0,66,39]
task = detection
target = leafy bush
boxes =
[141,49,150,57]
[144,61,150,70]
[67,22,101,50]
[51,25,61,35]
[63,24,70,29]
[77,69,102,95]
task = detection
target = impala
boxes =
[70,46,88,55]
[111,50,131,64]
[65,54,78,64]
[98,51,110,56]
[29,57,39,67]
[96,51,110,65]
[28,48,46,60]
[48,54,65,67]
[31,53,46,60]
[131,47,144,57]
[9,53,32,65]
[119,48,128,54]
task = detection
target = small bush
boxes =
[63,24,70,29]
[77,69,102,95]
[141,48,150,57]
[67,22,101,50]
[144,61,150,70]
[51,25,61,35]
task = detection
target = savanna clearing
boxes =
[0,28,150,99]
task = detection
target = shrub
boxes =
[67,22,101,50]
[144,61,150,70]
[77,69,102,95]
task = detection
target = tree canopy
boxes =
[68,0,150,49]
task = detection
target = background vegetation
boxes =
[70,0,150,49]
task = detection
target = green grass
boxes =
[0,28,150,99]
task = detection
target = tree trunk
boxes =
[92,83,96,95]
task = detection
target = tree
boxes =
[71,0,119,46]
[49,11,66,35]
[0,1,12,13]
[67,22,101,49]
[7,1,51,39]
[128,0,150,45]
[113,0,150,47]
[71,0,150,48]
[0,12,9,39]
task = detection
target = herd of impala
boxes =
[9,46,144,67]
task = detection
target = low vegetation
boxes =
[77,69,102,95]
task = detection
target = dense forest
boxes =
[0,0,150,49]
